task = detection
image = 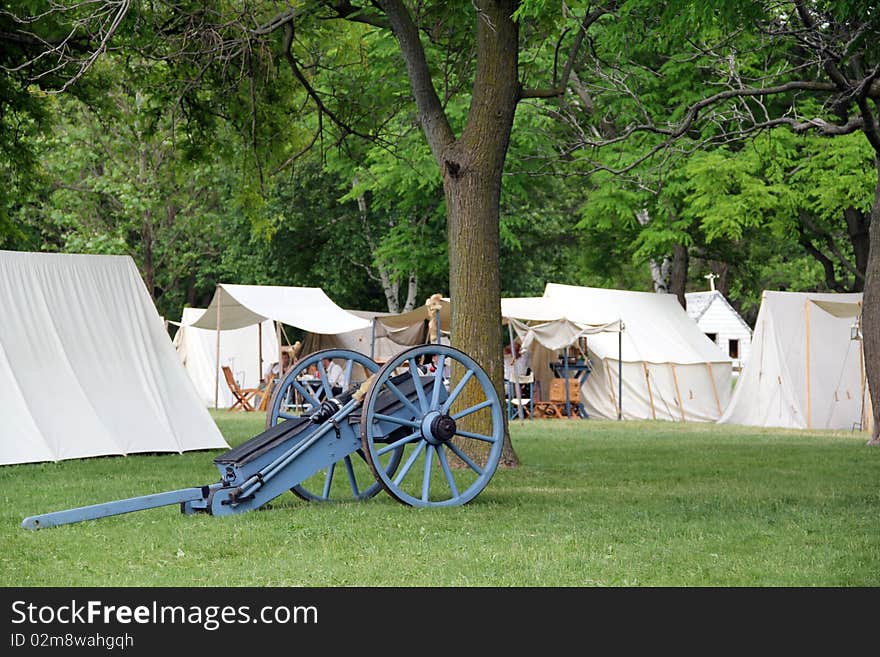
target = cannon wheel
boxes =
[360,344,504,507]
[265,348,402,502]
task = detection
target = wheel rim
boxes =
[265,348,400,501]
[360,345,504,507]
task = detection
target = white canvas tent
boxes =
[501,295,623,418]
[0,251,228,465]
[718,290,869,430]
[190,284,372,407]
[507,283,732,422]
[172,307,278,408]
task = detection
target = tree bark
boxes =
[635,208,671,293]
[380,0,520,465]
[442,1,520,466]
[864,167,880,444]
[403,272,418,312]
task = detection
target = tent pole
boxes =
[279,323,291,350]
[604,360,617,415]
[564,346,571,417]
[214,299,221,410]
[276,321,282,380]
[258,322,263,384]
[507,321,524,422]
[370,318,376,361]
[706,362,722,415]
[643,363,656,420]
[805,299,811,429]
[858,303,866,431]
[618,326,623,420]
[435,309,441,344]
[670,363,685,422]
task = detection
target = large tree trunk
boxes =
[381,0,520,465]
[864,168,880,445]
[442,1,520,466]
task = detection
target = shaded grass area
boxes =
[1,411,878,586]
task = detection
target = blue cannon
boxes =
[22,345,505,529]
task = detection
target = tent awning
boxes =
[375,297,451,331]
[190,284,371,334]
[501,296,621,327]
[501,296,623,353]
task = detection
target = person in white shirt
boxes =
[503,340,531,381]
[320,357,346,395]
[262,351,291,384]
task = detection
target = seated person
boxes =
[320,356,346,396]
[262,351,291,386]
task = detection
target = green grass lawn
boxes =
[1,411,878,586]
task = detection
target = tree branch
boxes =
[376,0,455,160]
[798,211,864,283]
[796,221,847,292]
[520,4,613,99]
[318,1,390,29]
[280,20,375,142]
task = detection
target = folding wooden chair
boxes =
[222,366,259,412]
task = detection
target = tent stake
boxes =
[564,346,571,417]
[618,326,623,420]
[276,321,283,382]
[258,322,263,385]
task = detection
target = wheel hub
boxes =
[421,410,456,445]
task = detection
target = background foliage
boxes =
[2,0,874,326]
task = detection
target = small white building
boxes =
[685,289,753,372]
